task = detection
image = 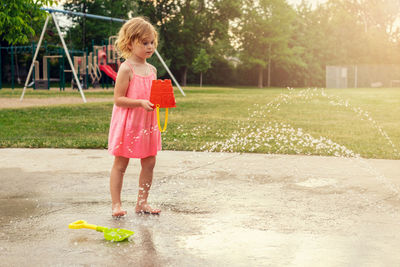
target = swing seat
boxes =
[150,79,176,108]
[35,79,49,90]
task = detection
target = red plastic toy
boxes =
[150,79,176,108]
[150,79,176,132]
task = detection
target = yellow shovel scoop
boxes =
[69,220,134,242]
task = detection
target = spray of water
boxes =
[199,87,400,199]
[201,87,398,158]
[156,88,400,220]
[258,87,399,157]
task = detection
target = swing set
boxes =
[18,7,186,103]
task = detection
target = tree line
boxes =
[2,0,400,88]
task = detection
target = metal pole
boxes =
[85,48,89,89]
[11,46,14,90]
[58,48,62,91]
[62,49,65,91]
[47,57,50,89]
[106,39,108,65]
[33,60,36,90]
[0,47,2,89]
[154,50,185,96]
[32,43,36,90]
[20,15,50,101]
[354,65,358,88]
[51,12,87,103]
[41,7,126,23]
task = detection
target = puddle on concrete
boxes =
[0,199,39,224]
[295,178,337,188]
[87,156,102,159]
[182,226,283,264]
[161,204,211,215]
[2,150,400,266]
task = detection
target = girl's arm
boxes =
[113,64,154,111]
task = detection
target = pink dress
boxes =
[108,62,161,158]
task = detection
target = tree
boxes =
[288,0,400,87]
[311,0,400,66]
[234,0,301,88]
[137,0,241,86]
[63,0,136,49]
[350,0,400,64]
[192,48,212,87]
[288,0,331,86]
[0,0,54,45]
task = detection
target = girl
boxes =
[108,17,161,217]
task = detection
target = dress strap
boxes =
[124,61,136,85]
[146,63,156,77]
[124,61,155,77]
[124,61,136,75]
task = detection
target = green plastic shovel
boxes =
[69,220,134,242]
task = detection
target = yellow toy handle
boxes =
[68,220,98,230]
[156,104,168,132]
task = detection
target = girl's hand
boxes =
[141,100,154,111]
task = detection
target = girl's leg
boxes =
[135,155,161,214]
[110,156,130,217]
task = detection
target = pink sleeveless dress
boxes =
[108,62,161,158]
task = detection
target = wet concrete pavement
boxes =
[1,148,400,266]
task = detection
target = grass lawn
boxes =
[0,86,399,159]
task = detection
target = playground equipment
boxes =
[71,51,101,90]
[0,45,36,90]
[0,46,20,90]
[87,51,102,86]
[70,44,118,89]
[34,55,61,89]
[69,220,134,242]
[71,43,120,89]
[107,36,118,63]
[99,64,117,81]
[20,13,87,102]
[96,45,119,81]
[0,40,121,91]
[0,43,76,90]
[150,79,176,132]
[19,8,185,103]
[71,55,88,89]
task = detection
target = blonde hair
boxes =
[116,17,158,59]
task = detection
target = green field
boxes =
[0,87,399,159]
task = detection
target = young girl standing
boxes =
[108,17,161,217]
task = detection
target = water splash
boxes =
[201,87,398,158]
[199,87,400,199]
[200,121,356,157]
[258,87,399,157]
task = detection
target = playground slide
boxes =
[99,64,117,81]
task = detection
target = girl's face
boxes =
[130,33,156,60]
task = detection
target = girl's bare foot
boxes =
[112,204,127,217]
[135,204,161,215]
